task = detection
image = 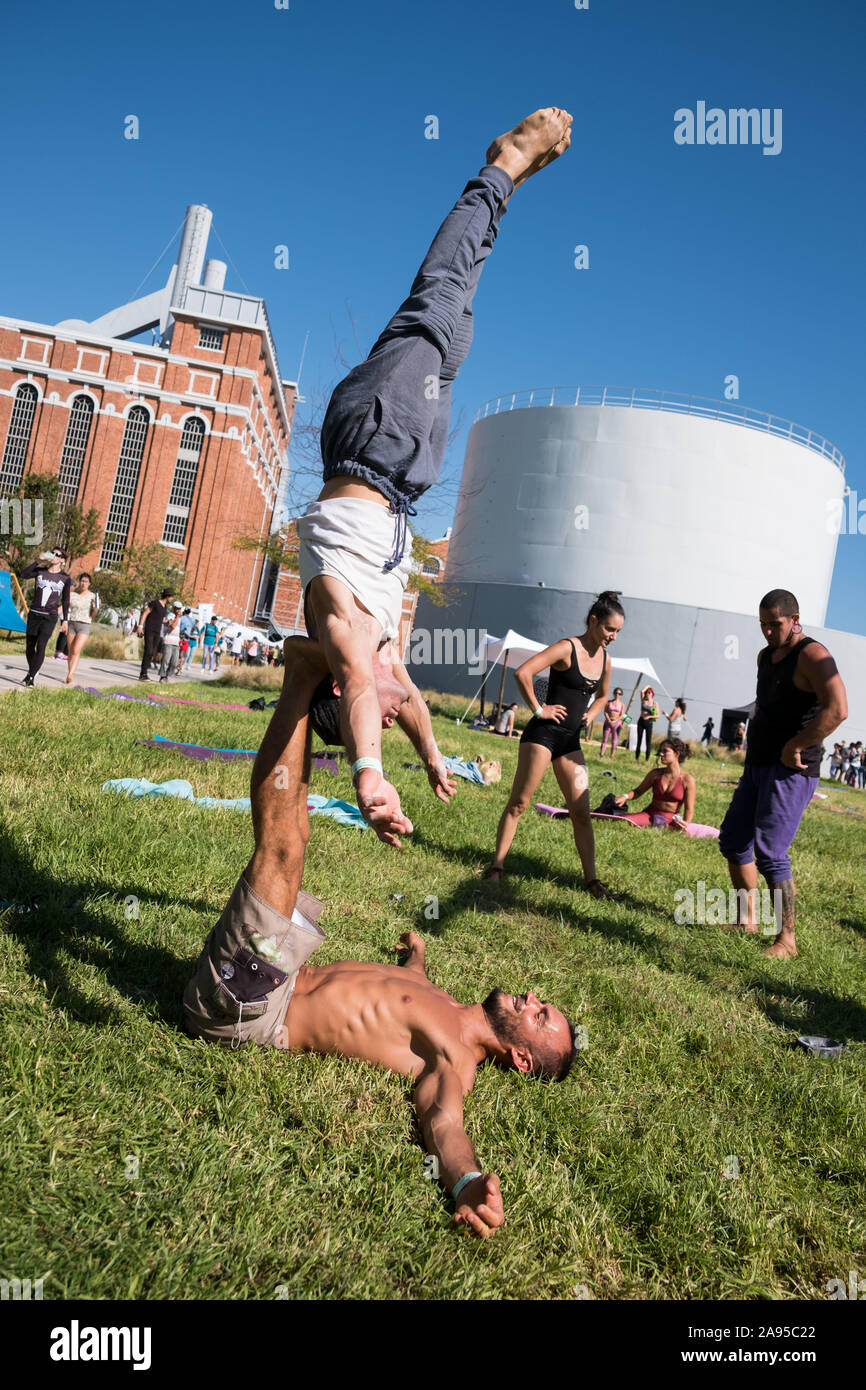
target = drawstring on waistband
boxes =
[383,498,416,573]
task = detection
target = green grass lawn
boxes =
[1,681,864,1300]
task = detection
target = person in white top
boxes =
[64,573,99,685]
[493,703,518,737]
[159,603,183,682]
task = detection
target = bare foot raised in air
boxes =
[486,107,573,191]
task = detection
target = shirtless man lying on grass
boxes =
[183,639,578,1236]
[298,105,572,847]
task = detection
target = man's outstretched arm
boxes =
[414,1060,504,1237]
[389,654,457,803]
[307,575,412,845]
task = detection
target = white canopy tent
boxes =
[458,629,667,726]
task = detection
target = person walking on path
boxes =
[137,589,174,681]
[201,618,218,671]
[20,547,72,686]
[64,573,99,685]
[484,592,625,900]
[158,602,183,682]
[701,717,714,746]
[178,608,193,669]
[182,618,200,672]
[718,588,847,959]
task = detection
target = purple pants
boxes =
[718,762,817,882]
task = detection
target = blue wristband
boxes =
[351,757,383,780]
[452,1171,483,1202]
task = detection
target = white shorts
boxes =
[297,497,413,641]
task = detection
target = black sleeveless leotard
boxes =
[521,639,607,759]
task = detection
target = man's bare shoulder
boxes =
[798,638,833,666]
[794,639,839,690]
[414,1041,480,1098]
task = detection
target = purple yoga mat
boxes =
[138,738,256,762]
[312,755,339,774]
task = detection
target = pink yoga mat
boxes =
[77,686,250,711]
[536,804,719,838]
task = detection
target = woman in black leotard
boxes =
[484,591,625,900]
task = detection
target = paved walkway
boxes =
[0,651,226,694]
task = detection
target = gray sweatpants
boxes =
[159,643,180,680]
[320,164,514,515]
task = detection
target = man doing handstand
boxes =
[298,107,573,844]
[183,640,577,1235]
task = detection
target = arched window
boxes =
[162,417,205,546]
[421,556,442,577]
[98,406,150,570]
[57,395,95,507]
[0,383,39,496]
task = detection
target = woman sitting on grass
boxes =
[493,702,518,737]
[614,737,695,831]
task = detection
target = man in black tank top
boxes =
[718,590,847,959]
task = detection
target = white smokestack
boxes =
[173,205,213,308]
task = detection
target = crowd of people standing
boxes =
[828,740,866,787]
[14,558,280,687]
[133,589,281,681]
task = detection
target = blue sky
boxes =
[2,0,864,632]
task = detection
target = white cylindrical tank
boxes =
[203,259,227,291]
[447,394,845,625]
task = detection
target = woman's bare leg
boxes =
[489,742,552,872]
[552,753,597,882]
[66,631,87,682]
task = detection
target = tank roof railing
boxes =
[473,386,845,474]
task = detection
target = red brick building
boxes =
[420,528,451,584]
[0,205,295,624]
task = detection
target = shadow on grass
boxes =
[745,973,866,1044]
[403,842,665,965]
[411,827,663,918]
[0,825,204,1031]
